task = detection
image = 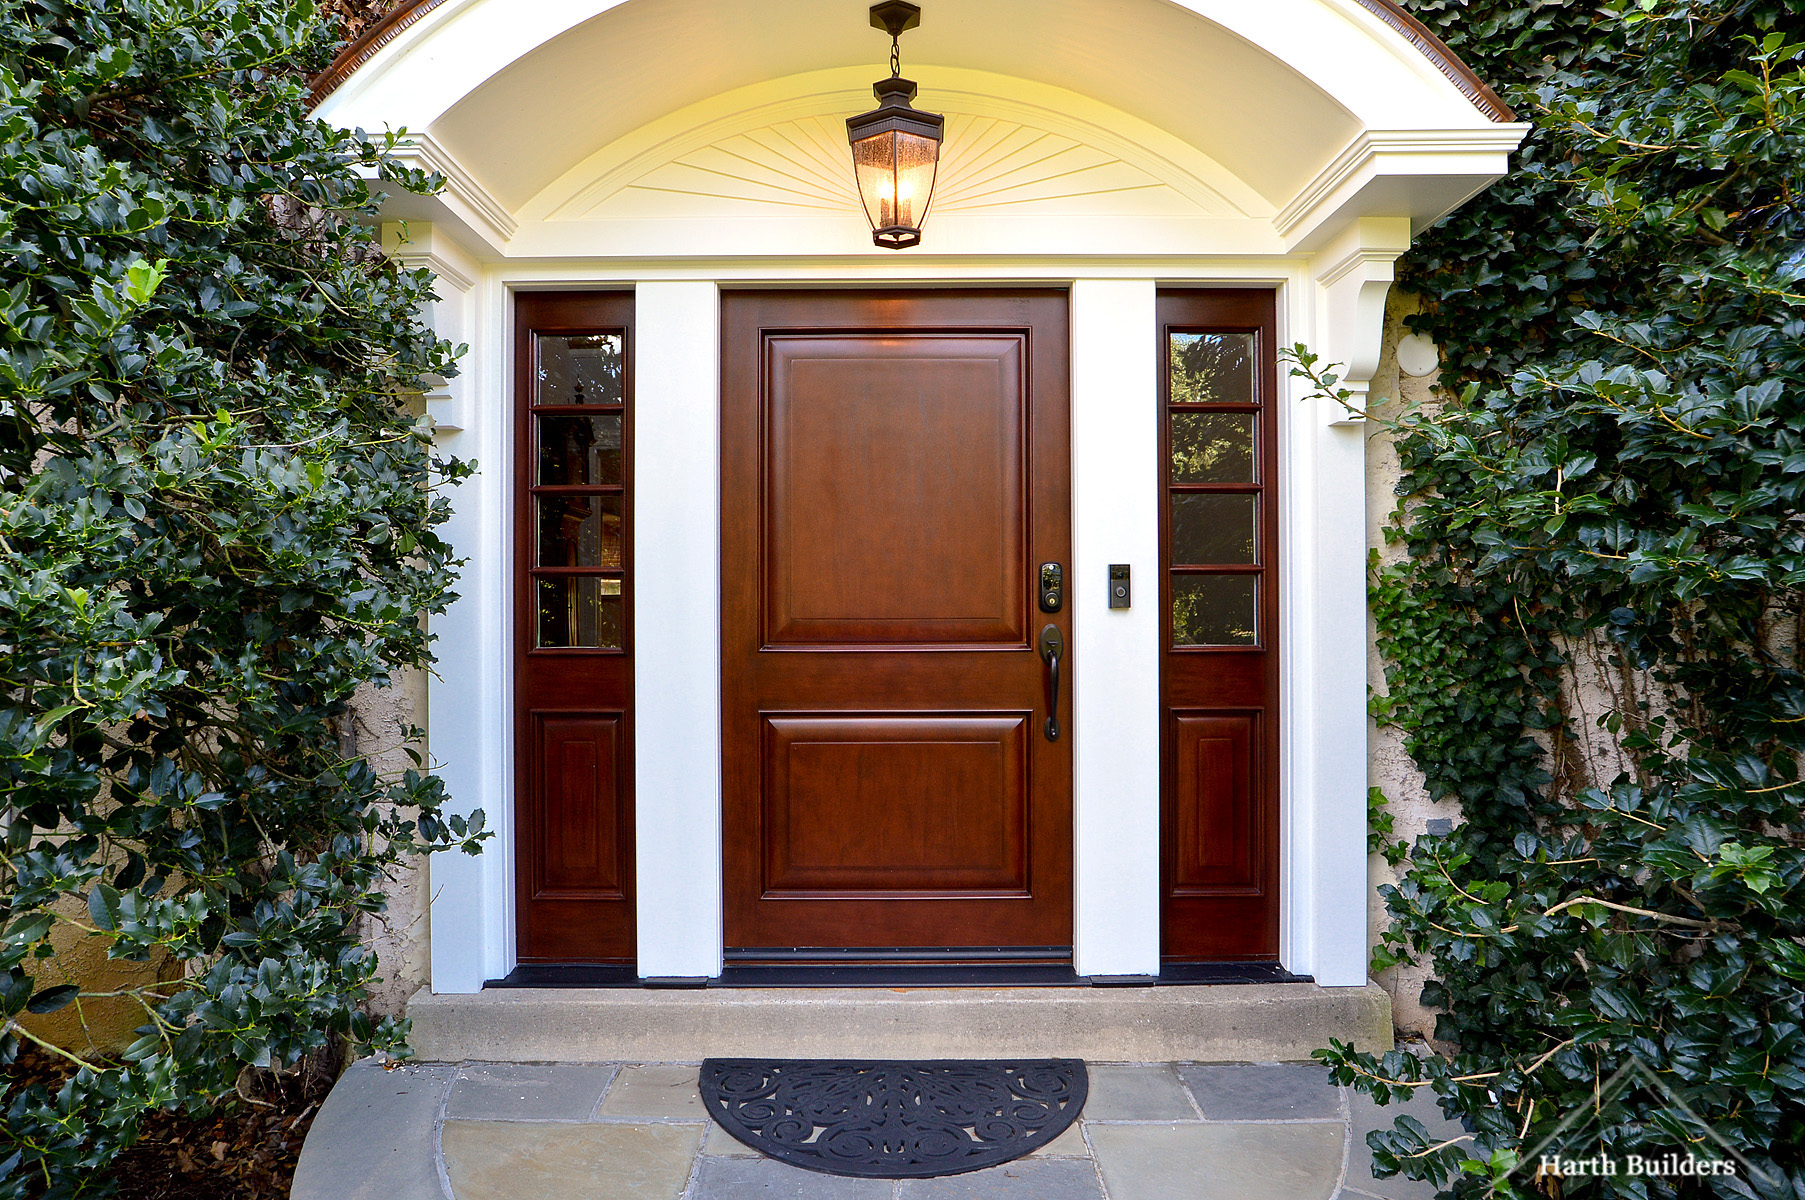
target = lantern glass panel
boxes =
[852,129,939,235]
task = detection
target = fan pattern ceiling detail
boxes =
[553,110,1247,222]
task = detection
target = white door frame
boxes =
[408,248,1390,992]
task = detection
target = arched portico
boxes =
[314,0,1525,1002]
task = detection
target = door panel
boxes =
[1170,712,1259,893]
[1159,290,1280,962]
[765,336,1027,647]
[515,292,636,963]
[534,714,626,898]
[722,291,1071,958]
[761,714,1029,895]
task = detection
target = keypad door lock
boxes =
[1039,562,1063,613]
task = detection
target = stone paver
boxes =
[702,1118,760,1156]
[443,1120,701,1200]
[1088,1121,1344,1200]
[1180,1061,1342,1120]
[897,1158,1106,1198]
[1027,1120,1089,1156]
[290,1060,453,1200]
[598,1063,708,1118]
[302,1057,1394,1200]
[446,1062,618,1121]
[688,1156,892,1198]
[1344,1086,1471,1199]
[1082,1064,1200,1120]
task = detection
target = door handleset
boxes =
[1038,624,1064,742]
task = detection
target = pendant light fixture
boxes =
[846,2,943,250]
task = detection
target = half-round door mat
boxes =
[699,1058,1088,1179]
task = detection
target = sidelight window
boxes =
[531,333,627,649]
[1164,331,1263,647]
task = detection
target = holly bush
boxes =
[0,1,485,1195]
[1310,2,1805,1197]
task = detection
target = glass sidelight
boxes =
[513,293,636,964]
[531,333,627,649]
[1158,291,1280,963]
[1164,331,1263,648]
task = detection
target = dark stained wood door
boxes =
[721,291,1072,957]
[514,292,635,962]
[1159,289,1281,962]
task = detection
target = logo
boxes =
[1510,1057,1772,1194]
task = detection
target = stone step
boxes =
[405,982,1392,1063]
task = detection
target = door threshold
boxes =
[484,960,1310,989]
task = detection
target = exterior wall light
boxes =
[847,2,943,250]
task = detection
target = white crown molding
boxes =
[394,131,519,244]
[1277,124,1529,240]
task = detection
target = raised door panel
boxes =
[534,714,626,900]
[765,335,1027,648]
[1170,712,1260,895]
[762,714,1029,896]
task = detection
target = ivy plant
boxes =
[0,1,484,1195]
[1311,1,1805,1197]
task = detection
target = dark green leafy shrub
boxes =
[1311,2,1805,1196]
[0,1,484,1194]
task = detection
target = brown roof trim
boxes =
[311,0,449,104]
[1351,0,1517,122]
[309,0,1517,123]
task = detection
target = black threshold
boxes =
[485,954,1310,989]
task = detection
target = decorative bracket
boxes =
[382,221,478,435]
[1310,217,1411,427]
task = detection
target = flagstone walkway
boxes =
[292,1058,1464,1200]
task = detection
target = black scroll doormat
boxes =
[699,1058,1088,1179]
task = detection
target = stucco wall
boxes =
[1362,291,1459,1039]
[18,899,178,1056]
[350,671,434,1017]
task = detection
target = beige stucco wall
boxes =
[18,899,178,1056]
[350,671,435,1017]
[1363,291,1458,1039]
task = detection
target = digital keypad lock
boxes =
[1039,562,1063,613]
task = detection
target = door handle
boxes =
[1038,624,1064,742]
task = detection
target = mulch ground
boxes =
[6,1047,334,1200]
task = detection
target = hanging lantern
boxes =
[847,2,943,250]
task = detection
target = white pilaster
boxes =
[632,281,725,978]
[424,249,506,995]
[1070,279,1163,978]
[1296,217,1406,987]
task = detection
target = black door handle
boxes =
[1038,624,1064,742]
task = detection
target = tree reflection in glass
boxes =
[1168,332,1254,405]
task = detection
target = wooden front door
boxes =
[514,292,635,962]
[1159,289,1281,962]
[721,291,1072,958]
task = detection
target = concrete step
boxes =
[405,982,1392,1062]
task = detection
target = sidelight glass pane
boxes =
[537,576,623,649]
[539,414,623,485]
[537,494,624,568]
[1170,411,1254,483]
[1172,575,1257,647]
[1171,493,1256,565]
[1169,332,1255,405]
[537,333,624,406]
